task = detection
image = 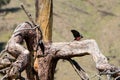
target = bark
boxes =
[51,39,116,71]
[35,0,54,79]
[38,54,59,80]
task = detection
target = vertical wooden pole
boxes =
[36,0,53,43]
[35,0,54,80]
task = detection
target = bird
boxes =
[71,29,83,41]
[38,40,45,55]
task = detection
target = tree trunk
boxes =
[36,0,53,43]
[35,0,54,79]
[37,54,59,80]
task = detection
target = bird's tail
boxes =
[66,58,89,80]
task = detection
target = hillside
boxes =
[0,0,120,80]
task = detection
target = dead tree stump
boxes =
[1,0,120,80]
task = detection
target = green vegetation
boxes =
[0,0,120,80]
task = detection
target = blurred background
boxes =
[0,0,120,80]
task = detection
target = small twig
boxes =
[13,26,38,34]
[98,70,120,80]
[90,74,102,80]
[0,67,10,74]
[99,70,120,75]
[1,74,8,80]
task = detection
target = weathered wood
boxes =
[35,0,120,79]
[51,40,111,70]
[0,22,38,80]
[35,39,120,80]
[1,27,120,80]
[35,0,53,79]
[1,0,120,80]
[38,54,59,80]
[0,58,11,69]
[0,67,10,75]
[36,0,53,43]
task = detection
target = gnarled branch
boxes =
[49,39,120,78]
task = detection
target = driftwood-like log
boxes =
[52,39,112,70]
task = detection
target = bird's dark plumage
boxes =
[39,40,45,55]
[36,40,45,55]
[71,30,83,41]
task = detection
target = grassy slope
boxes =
[0,0,120,80]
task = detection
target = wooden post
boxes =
[35,0,54,80]
[36,0,53,43]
